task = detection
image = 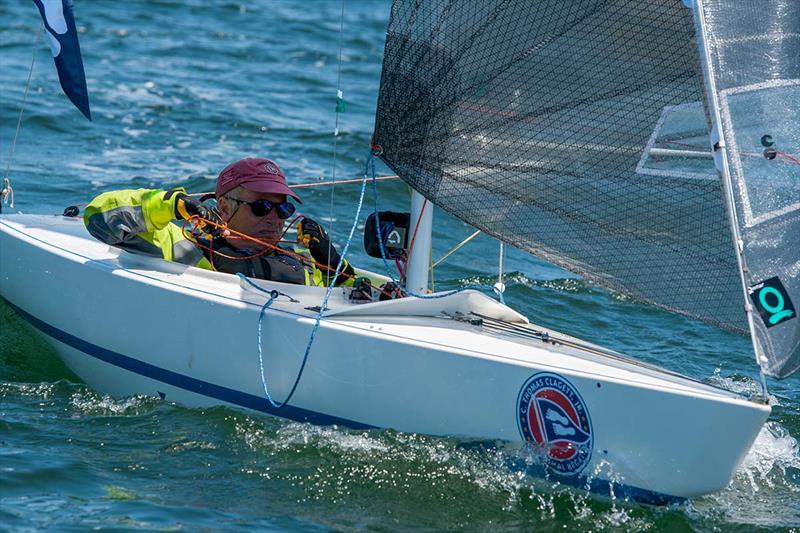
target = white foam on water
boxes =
[227,411,796,529]
[67,162,112,175]
[174,161,209,175]
[122,127,148,138]
[69,391,157,416]
[233,418,388,456]
[708,369,781,405]
[100,147,141,159]
[0,381,63,399]
[737,422,799,488]
[688,420,800,527]
[164,440,218,454]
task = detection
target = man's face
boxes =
[219,187,289,250]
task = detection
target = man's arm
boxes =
[83,188,183,258]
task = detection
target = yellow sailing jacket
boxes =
[83,188,355,287]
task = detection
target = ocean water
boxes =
[1,1,799,531]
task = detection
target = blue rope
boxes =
[238,153,370,409]
[368,152,501,300]
[237,274,297,408]
[242,149,503,409]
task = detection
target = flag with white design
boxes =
[32,0,91,120]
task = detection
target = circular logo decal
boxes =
[517,372,593,475]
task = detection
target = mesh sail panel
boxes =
[374,0,746,332]
[697,0,800,377]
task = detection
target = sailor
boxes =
[83,157,356,286]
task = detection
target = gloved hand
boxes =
[173,192,224,234]
[379,281,405,301]
[299,217,341,267]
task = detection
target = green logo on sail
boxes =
[750,277,796,328]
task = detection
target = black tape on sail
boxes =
[749,277,796,328]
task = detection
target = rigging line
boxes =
[662,140,800,165]
[296,175,397,188]
[237,149,369,410]
[430,229,481,270]
[327,0,346,280]
[368,151,502,301]
[278,148,370,409]
[3,24,43,186]
[405,197,428,266]
[430,240,435,291]
[776,150,800,166]
[188,175,398,197]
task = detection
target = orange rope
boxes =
[180,215,363,282]
[406,198,428,264]
[776,150,800,165]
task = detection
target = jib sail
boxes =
[695,0,800,378]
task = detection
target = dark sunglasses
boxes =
[227,197,296,219]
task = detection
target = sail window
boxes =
[718,79,800,226]
[636,102,716,181]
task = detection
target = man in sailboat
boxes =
[83,157,356,287]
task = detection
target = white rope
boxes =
[2,23,43,210]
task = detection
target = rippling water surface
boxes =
[1,1,799,531]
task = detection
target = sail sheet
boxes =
[695,0,800,377]
[373,1,747,333]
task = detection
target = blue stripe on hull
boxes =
[3,297,373,429]
[2,296,684,506]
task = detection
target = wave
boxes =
[690,421,800,528]
[69,390,161,417]
[227,415,686,530]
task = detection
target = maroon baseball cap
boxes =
[215,158,302,203]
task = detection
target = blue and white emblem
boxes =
[517,372,593,475]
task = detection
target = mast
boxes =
[693,0,769,396]
[405,189,433,293]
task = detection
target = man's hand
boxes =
[299,217,340,267]
[174,193,223,234]
[379,281,405,301]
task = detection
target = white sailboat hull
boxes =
[0,214,771,502]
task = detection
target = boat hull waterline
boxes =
[0,215,771,503]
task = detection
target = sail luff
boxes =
[692,0,769,384]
